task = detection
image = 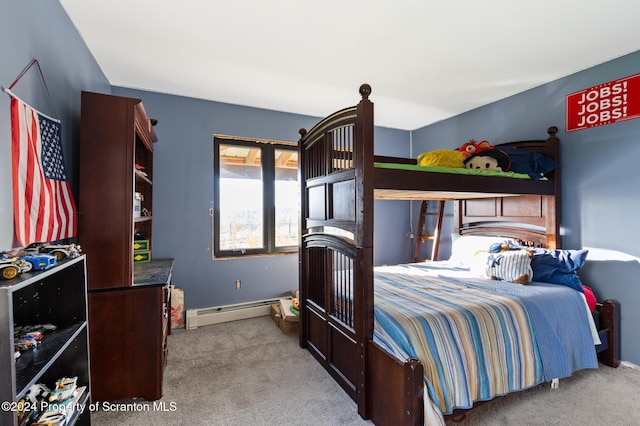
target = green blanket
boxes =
[374,162,532,179]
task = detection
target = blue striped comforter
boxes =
[372,262,598,425]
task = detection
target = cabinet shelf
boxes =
[14,322,86,398]
[134,216,152,223]
[135,169,152,186]
[64,386,89,425]
[0,255,90,425]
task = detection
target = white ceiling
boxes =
[60,0,640,130]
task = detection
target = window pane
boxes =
[274,149,298,247]
[219,144,263,250]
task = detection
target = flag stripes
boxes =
[10,95,76,246]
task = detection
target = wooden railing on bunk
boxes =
[298,84,375,417]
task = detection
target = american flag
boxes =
[11,95,76,246]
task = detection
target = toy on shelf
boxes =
[1,241,81,279]
[20,377,83,426]
[20,253,57,271]
[23,242,82,261]
[14,323,56,352]
[0,252,30,280]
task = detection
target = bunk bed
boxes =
[297,84,620,425]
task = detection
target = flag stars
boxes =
[40,115,67,181]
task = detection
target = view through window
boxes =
[213,137,298,257]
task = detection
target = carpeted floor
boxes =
[451,362,640,425]
[91,315,371,426]
[92,315,640,426]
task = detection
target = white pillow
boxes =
[449,235,517,267]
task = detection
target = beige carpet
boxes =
[91,315,371,426]
[450,362,640,425]
[92,315,640,426]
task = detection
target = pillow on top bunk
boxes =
[499,147,557,179]
[449,235,518,267]
[528,248,589,292]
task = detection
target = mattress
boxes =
[372,261,599,425]
[375,162,533,179]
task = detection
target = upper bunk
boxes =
[373,129,558,199]
[298,84,561,249]
[298,84,559,201]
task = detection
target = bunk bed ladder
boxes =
[413,200,445,263]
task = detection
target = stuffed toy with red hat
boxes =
[458,139,493,158]
[464,148,511,172]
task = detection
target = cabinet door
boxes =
[79,92,136,289]
[88,286,164,402]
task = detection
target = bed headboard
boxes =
[454,198,556,248]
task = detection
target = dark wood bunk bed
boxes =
[297,84,619,425]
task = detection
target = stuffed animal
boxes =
[464,148,511,172]
[489,242,511,253]
[416,149,465,168]
[458,139,493,158]
[475,243,534,284]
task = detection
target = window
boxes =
[213,136,299,258]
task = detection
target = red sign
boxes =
[566,73,640,132]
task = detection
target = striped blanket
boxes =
[372,262,598,425]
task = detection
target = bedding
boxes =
[372,262,599,426]
[527,248,589,292]
[376,144,557,181]
[499,146,557,179]
[583,285,597,312]
[374,162,535,179]
[450,236,589,292]
[448,235,519,266]
[382,144,556,180]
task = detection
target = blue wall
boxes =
[0,1,109,248]
[411,50,640,364]
[112,87,411,310]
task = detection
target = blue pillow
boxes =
[500,147,557,179]
[528,248,588,292]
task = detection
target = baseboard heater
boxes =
[185,298,279,329]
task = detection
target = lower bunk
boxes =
[300,245,620,426]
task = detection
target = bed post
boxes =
[298,127,308,351]
[354,84,375,417]
[597,299,620,368]
[544,126,560,249]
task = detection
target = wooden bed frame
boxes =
[297,84,619,425]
